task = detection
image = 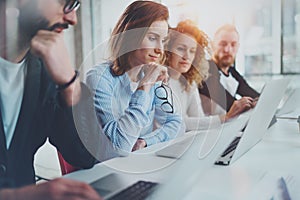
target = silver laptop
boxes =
[90,108,249,199]
[149,112,250,199]
[276,87,300,117]
[215,78,290,165]
[155,78,290,166]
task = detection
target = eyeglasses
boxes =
[63,0,81,14]
[155,83,174,113]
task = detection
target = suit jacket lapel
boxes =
[9,55,41,150]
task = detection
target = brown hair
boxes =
[109,1,169,76]
[165,19,211,91]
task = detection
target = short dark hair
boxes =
[109,0,169,76]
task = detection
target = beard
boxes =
[215,54,235,68]
[18,2,49,48]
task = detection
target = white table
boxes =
[65,111,300,200]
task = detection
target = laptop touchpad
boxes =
[90,173,133,197]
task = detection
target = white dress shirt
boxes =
[219,70,239,97]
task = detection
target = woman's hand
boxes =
[132,139,147,151]
[138,63,168,92]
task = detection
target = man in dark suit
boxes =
[199,24,259,113]
[0,0,103,199]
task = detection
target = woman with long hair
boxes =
[165,20,244,131]
[86,1,182,154]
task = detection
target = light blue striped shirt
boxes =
[86,62,183,153]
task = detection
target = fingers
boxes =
[239,97,256,109]
[153,64,168,83]
[139,63,169,88]
[229,97,253,116]
[37,178,103,200]
[132,139,146,151]
[30,29,75,85]
[64,181,102,200]
[144,62,168,81]
[231,98,252,114]
[30,30,63,56]
[158,69,169,83]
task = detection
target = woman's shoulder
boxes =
[86,61,119,89]
[86,61,113,77]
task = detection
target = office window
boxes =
[76,0,136,77]
[282,0,300,73]
[162,0,299,76]
[242,0,280,75]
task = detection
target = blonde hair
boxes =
[165,19,211,91]
[214,24,239,40]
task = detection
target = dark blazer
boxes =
[0,53,98,188]
[199,60,260,112]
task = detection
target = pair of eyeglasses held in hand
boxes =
[155,82,174,114]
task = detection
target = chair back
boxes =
[57,151,79,175]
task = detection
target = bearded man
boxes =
[199,24,259,113]
[0,0,103,199]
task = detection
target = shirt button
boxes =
[0,164,6,175]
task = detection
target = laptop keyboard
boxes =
[220,136,241,157]
[107,180,158,200]
[215,136,241,165]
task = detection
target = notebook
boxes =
[90,108,249,199]
[214,78,290,165]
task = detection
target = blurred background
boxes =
[63,0,300,77]
[3,0,300,80]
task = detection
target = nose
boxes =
[63,10,78,25]
[182,49,194,61]
[182,51,189,60]
[224,44,233,53]
[154,41,164,55]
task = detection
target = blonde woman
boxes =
[165,20,245,131]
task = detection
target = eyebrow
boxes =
[147,31,168,40]
[176,43,197,49]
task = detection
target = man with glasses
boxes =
[0,0,102,199]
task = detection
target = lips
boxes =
[222,55,233,60]
[179,61,189,65]
[54,28,64,33]
[149,55,159,61]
